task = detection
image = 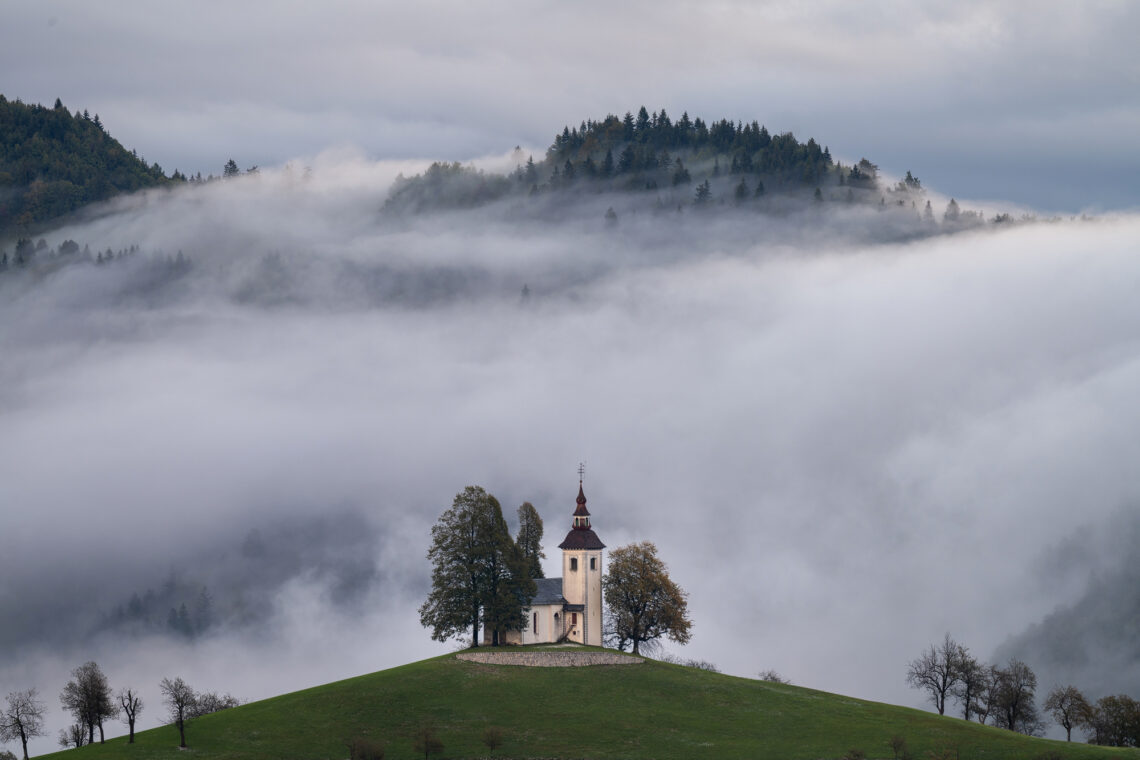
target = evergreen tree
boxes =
[634,106,650,136]
[601,148,614,178]
[617,144,636,174]
[515,503,545,579]
[223,159,240,178]
[672,160,690,186]
[734,177,749,202]
[694,180,711,204]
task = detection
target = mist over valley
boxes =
[3,2,1140,754]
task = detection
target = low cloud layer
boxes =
[2,166,1139,753]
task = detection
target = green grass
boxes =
[37,647,1140,760]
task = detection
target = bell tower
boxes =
[558,466,605,645]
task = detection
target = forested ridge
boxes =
[384,105,936,216]
[0,95,176,233]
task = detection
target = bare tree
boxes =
[118,688,144,743]
[1044,685,1090,742]
[159,677,196,748]
[57,723,87,749]
[905,634,963,715]
[60,661,116,744]
[0,689,47,760]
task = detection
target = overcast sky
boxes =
[3,0,1138,212]
[3,2,1140,754]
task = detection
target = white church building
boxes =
[484,480,605,646]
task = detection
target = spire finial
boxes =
[578,461,586,484]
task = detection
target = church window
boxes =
[590,557,596,570]
[572,612,577,625]
[533,612,538,633]
[570,558,578,571]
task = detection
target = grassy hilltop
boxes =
[37,647,1139,760]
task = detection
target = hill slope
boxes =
[0,95,171,234]
[37,649,1139,760]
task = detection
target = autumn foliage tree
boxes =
[603,541,691,655]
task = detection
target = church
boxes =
[484,480,605,646]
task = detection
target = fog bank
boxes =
[2,167,1139,753]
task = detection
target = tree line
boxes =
[907,634,1140,746]
[0,661,237,758]
[546,106,834,188]
[419,485,691,655]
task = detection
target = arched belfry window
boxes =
[570,558,578,571]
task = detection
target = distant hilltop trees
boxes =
[384,105,931,216]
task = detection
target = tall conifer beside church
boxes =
[485,479,605,645]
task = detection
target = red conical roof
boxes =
[573,482,590,516]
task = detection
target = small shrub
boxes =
[482,725,505,754]
[843,749,866,760]
[888,735,907,760]
[758,669,790,684]
[412,721,443,760]
[348,736,385,760]
[659,653,720,672]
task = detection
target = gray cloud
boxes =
[2,163,1139,751]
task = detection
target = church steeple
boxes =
[559,468,605,551]
[558,466,605,647]
[572,481,591,530]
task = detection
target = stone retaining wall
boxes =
[456,650,642,667]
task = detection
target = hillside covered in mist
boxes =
[383,106,989,238]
